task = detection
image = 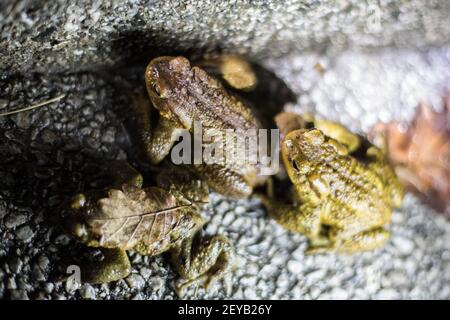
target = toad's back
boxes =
[283,129,398,233]
[146,56,260,131]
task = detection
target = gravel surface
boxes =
[1,46,450,300]
[1,0,450,300]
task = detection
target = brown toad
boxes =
[264,113,404,253]
[133,55,267,198]
[59,161,234,296]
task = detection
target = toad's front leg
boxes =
[130,92,184,165]
[80,248,132,284]
[264,197,323,241]
[147,116,186,165]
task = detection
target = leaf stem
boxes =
[0,94,66,117]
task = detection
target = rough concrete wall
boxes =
[1,0,450,75]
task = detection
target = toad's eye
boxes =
[291,160,300,172]
[151,82,170,99]
[153,84,161,97]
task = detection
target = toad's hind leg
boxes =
[193,164,253,198]
[106,161,143,188]
[170,232,235,297]
[306,227,390,254]
[313,119,361,153]
[366,146,404,207]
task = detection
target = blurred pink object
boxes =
[373,95,450,217]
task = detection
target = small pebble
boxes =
[15,225,35,242]
[243,287,257,299]
[377,288,401,299]
[148,276,164,291]
[8,257,23,274]
[234,206,246,215]
[6,277,17,290]
[139,267,152,279]
[44,283,54,294]
[32,264,46,282]
[132,293,144,300]
[392,236,415,256]
[4,213,28,229]
[0,203,7,219]
[65,278,81,293]
[329,287,350,300]
[9,289,29,300]
[126,274,145,290]
[37,255,50,272]
[287,260,303,274]
[80,284,96,299]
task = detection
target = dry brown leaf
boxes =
[372,96,450,217]
[83,185,192,254]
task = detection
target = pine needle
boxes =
[0,94,66,117]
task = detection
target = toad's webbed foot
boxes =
[196,55,257,91]
[305,227,390,254]
[80,248,132,284]
[313,118,361,154]
[170,233,235,297]
[156,163,210,207]
[88,160,143,189]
